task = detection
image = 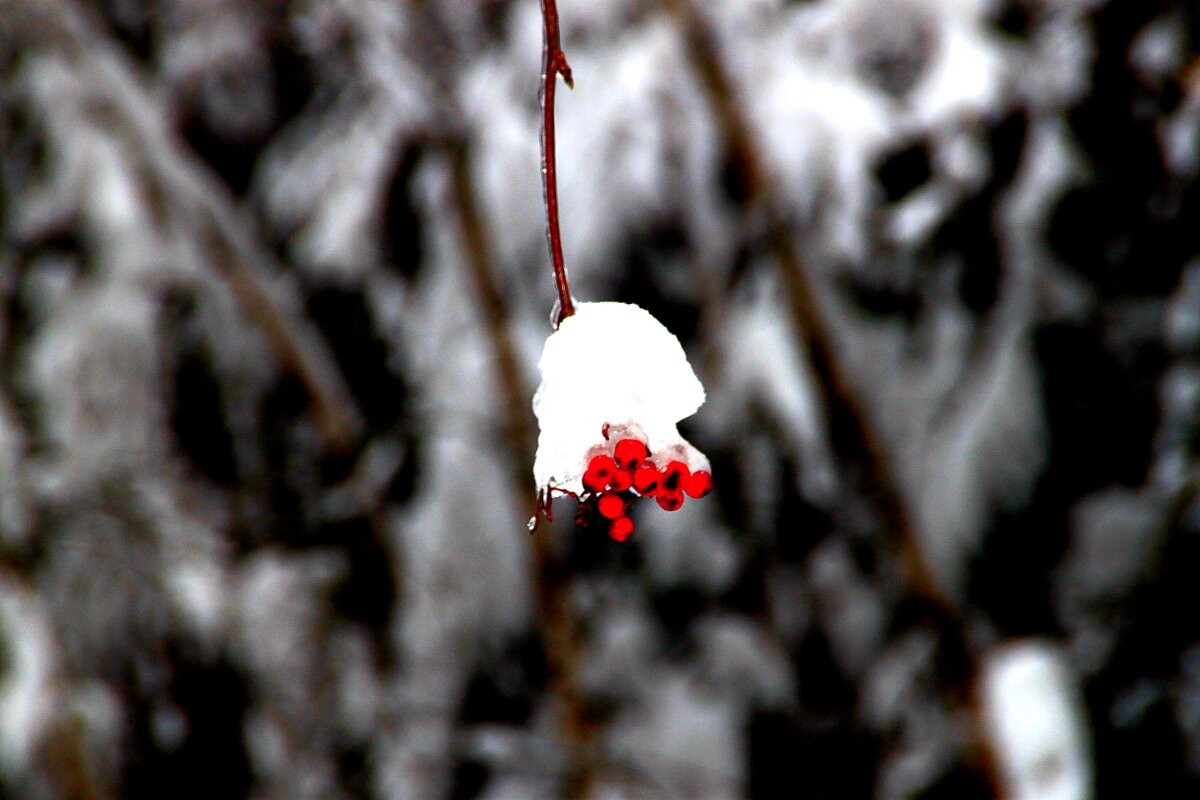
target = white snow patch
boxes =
[551,20,714,291]
[394,435,531,664]
[692,613,795,709]
[749,55,893,259]
[809,538,887,679]
[909,11,1005,129]
[532,302,708,495]
[606,669,742,799]
[980,641,1093,800]
[712,279,837,500]
[166,562,228,643]
[27,284,170,491]
[639,500,740,594]
[577,587,659,705]
[0,581,56,774]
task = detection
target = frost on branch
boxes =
[532,302,710,537]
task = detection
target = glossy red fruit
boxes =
[656,490,684,512]
[609,468,633,492]
[609,516,634,541]
[583,454,617,492]
[660,461,690,493]
[582,469,607,492]
[614,438,648,470]
[632,465,661,496]
[597,493,625,519]
[684,470,713,499]
[587,454,616,478]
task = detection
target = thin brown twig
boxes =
[532,8,598,787]
[659,0,947,613]
[449,137,597,800]
[404,1,595,794]
[540,0,576,327]
[197,218,363,451]
[662,1,1000,787]
[17,0,365,454]
[657,3,996,741]
[449,143,536,478]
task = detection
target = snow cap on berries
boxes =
[532,301,709,495]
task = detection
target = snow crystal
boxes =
[532,302,708,495]
[980,641,1092,800]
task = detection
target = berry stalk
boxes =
[540,0,575,326]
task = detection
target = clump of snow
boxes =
[532,302,708,495]
[979,641,1093,800]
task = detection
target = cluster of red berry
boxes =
[583,438,712,542]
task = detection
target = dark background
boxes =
[1,0,1199,798]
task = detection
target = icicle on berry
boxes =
[633,465,661,496]
[684,470,712,499]
[656,490,684,512]
[610,516,634,541]
[660,460,690,493]
[614,438,648,471]
[583,454,617,493]
[597,493,625,520]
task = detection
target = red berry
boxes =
[661,461,690,493]
[656,490,684,511]
[614,439,648,470]
[587,454,616,479]
[633,465,661,496]
[609,468,633,492]
[684,470,713,499]
[583,454,617,492]
[597,493,625,519]
[609,516,634,541]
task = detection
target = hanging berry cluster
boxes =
[532,302,711,540]
[582,437,712,541]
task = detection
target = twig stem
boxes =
[662,0,968,652]
[541,0,576,326]
[451,136,596,800]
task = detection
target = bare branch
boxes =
[450,135,598,800]
[8,0,364,453]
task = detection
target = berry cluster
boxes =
[583,438,712,542]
